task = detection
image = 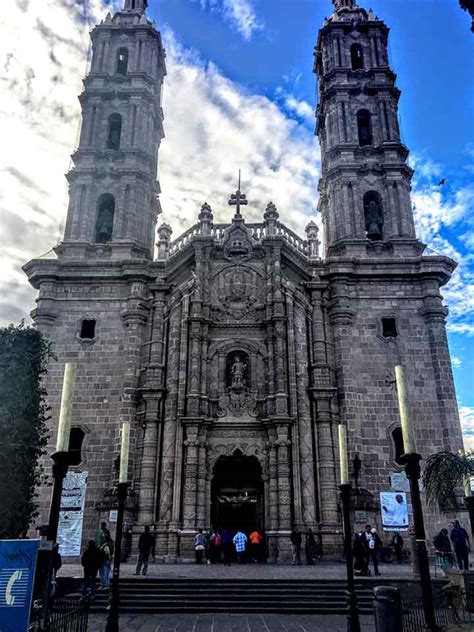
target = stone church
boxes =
[24,0,463,561]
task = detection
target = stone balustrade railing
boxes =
[167,220,312,258]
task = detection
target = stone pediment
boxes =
[222,219,256,261]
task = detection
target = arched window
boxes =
[68,427,86,466]
[95,194,115,244]
[107,113,122,150]
[363,191,383,241]
[116,48,129,75]
[357,109,372,146]
[351,43,364,70]
[392,427,404,465]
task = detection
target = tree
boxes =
[423,451,473,508]
[0,323,53,538]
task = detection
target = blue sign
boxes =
[0,540,39,632]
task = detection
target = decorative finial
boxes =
[332,0,356,10]
[228,170,248,218]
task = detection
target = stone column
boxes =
[196,436,209,528]
[182,427,199,530]
[275,424,293,561]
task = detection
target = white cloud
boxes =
[451,356,463,368]
[197,0,264,40]
[461,407,474,451]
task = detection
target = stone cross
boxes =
[228,170,248,217]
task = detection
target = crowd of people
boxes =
[193,527,323,565]
[78,518,471,596]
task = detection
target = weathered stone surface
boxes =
[23,0,463,562]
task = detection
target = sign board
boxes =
[380,491,409,531]
[57,471,88,556]
[390,471,410,493]
[109,510,118,523]
[0,539,39,632]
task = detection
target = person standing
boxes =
[209,530,222,564]
[391,532,404,563]
[194,529,207,564]
[249,529,263,563]
[305,529,316,565]
[451,520,470,571]
[366,528,382,576]
[434,528,453,570]
[99,534,114,588]
[96,521,110,548]
[135,525,155,576]
[233,530,248,564]
[221,529,234,566]
[81,540,102,598]
[290,528,302,565]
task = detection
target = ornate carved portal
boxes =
[217,351,258,418]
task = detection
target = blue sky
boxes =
[0,0,473,440]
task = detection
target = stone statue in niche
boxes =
[230,355,247,390]
[364,194,384,241]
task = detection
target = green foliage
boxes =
[423,451,474,509]
[0,323,53,538]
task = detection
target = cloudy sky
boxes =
[0,0,473,442]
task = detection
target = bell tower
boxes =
[315,1,418,256]
[61,0,166,260]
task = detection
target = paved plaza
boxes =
[88,613,376,632]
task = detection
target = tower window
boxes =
[107,113,122,150]
[382,317,398,339]
[357,109,372,146]
[68,427,85,466]
[392,427,404,465]
[350,43,364,70]
[363,191,383,241]
[116,48,129,75]
[80,319,96,339]
[95,194,115,244]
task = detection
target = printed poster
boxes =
[0,539,39,632]
[380,491,409,531]
[57,471,88,556]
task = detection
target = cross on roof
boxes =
[228,170,248,217]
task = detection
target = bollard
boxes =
[373,586,403,632]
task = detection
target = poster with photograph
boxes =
[57,471,88,556]
[380,491,409,531]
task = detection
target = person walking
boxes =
[451,520,470,571]
[233,530,248,564]
[391,532,404,563]
[194,529,207,564]
[135,525,155,576]
[290,528,302,565]
[353,533,368,576]
[221,529,234,566]
[209,530,222,564]
[305,529,316,565]
[81,540,102,598]
[249,529,263,563]
[99,534,113,588]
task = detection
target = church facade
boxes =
[24,0,463,561]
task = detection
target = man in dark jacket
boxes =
[451,520,470,570]
[135,525,155,576]
[290,528,302,565]
[81,540,102,597]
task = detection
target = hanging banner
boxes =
[0,539,39,632]
[380,491,409,531]
[57,471,88,556]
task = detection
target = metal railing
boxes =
[402,588,473,631]
[48,596,89,632]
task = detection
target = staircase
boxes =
[91,578,374,614]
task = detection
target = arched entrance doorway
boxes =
[211,450,264,533]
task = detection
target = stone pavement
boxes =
[59,560,417,581]
[88,613,376,631]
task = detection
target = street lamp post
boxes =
[105,421,130,632]
[338,425,361,632]
[395,366,440,632]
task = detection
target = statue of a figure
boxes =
[364,199,383,241]
[230,355,246,389]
